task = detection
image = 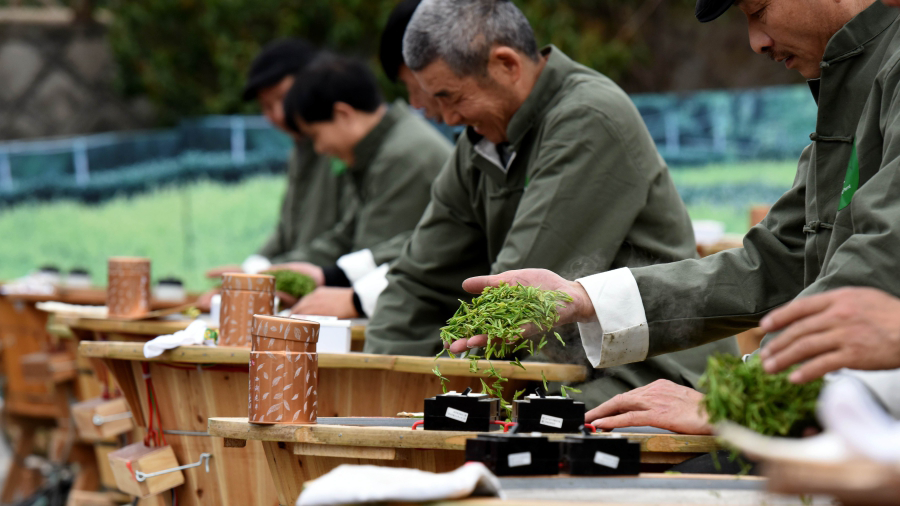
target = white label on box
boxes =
[508,452,532,468]
[593,451,620,469]
[539,414,563,428]
[445,407,468,423]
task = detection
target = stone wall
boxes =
[0,8,153,141]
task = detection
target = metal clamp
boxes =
[92,412,133,426]
[134,453,212,482]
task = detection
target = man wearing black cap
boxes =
[449,0,900,432]
[379,0,442,121]
[205,39,353,280]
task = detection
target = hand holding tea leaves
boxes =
[435,281,578,416]
[448,268,595,354]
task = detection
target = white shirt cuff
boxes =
[353,264,390,317]
[575,267,649,368]
[242,254,271,275]
[336,249,378,284]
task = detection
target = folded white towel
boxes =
[143,320,209,358]
[296,463,503,506]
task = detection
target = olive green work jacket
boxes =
[596,3,900,361]
[365,46,738,405]
[280,100,452,266]
[257,140,353,264]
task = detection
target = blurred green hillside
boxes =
[0,160,797,291]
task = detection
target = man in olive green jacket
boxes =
[455,0,900,431]
[365,0,737,406]
[205,39,353,281]
[276,55,452,318]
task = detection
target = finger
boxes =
[763,330,841,374]
[448,339,470,354]
[789,348,851,383]
[761,309,843,360]
[591,410,648,431]
[461,275,506,295]
[585,393,644,423]
[760,294,836,333]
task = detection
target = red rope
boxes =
[141,363,166,447]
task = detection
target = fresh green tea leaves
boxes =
[434,282,572,416]
[271,270,316,299]
[699,354,823,437]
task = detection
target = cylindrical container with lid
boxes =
[107,257,151,319]
[219,273,276,347]
[249,315,319,424]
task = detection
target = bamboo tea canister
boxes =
[107,257,151,319]
[219,273,276,347]
[249,315,319,424]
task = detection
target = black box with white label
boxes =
[465,433,561,476]
[560,434,641,475]
[423,390,501,431]
[512,394,585,433]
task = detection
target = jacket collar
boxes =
[351,99,407,172]
[822,1,898,64]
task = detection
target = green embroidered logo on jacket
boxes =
[838,142,859,211]
[330,158,348,176]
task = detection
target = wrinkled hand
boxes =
[447,269,595,354]
[205,265,242,279]
[194,289,219,312]
[267,262,325,286]
[760,287,900,383]
[290,287,359,319]
[586,380,713,435]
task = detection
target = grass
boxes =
[0,160,798,292]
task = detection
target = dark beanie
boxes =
[242,38,317,102]
[379,0,422,82]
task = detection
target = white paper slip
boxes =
[539,414,563,429]
[508,452,532,468]
[593,450,620,469]
[445,407,468,423]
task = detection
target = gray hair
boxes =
[403,0,540,77]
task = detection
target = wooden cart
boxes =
[78,342,587,506]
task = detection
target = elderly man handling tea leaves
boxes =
[364,0,738,407]
[452,0,900,432]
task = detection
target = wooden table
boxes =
[0,289,194,503]
[52,313,367,349]
[207,418,721,506]
[78,343,587,506]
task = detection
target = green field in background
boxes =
[0,160,798,291]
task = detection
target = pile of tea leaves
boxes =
[270,270,317,299]
[700,354,823,437]
[435,282,576,415]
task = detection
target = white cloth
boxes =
[296,463,503,506]
[576,267,649,368]
[241,254,272,275]
[353,264,390,317]
[143,320,210,358]
[336,249,378,284]
[819,373,900,463]
[716,373,900,465]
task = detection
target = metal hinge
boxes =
[134,453,212,482]
[93,412,133,426]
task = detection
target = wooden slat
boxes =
[207,418,720,455]
[292,443,404,460]
[78,342,587,381]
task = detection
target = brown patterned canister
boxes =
[249,315,319,425]
[107,257,151,319]
[219,273,275,347]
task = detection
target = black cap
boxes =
[241,38,317,102]
[695,0,734,22]
[379,0,422,82]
